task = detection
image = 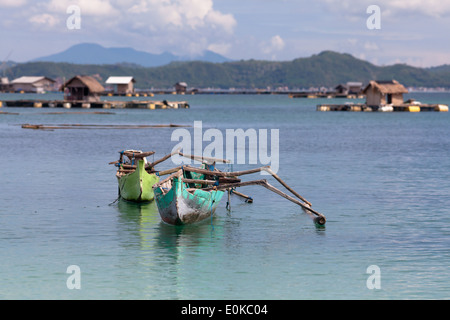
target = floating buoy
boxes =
[378,105,393,112]
[435,104,448,112]
[317,105,330,111]
[350,105,362,112]
[407,106,421,112]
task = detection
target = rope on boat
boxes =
[109,195,120,205]
[226,188,231,211]
[209,194,215,231]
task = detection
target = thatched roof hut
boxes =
[363,80,408,106]
[62,75,105,102]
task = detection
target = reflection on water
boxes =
[114,198,228,299]
[116,198,220,250]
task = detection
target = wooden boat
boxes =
[153,169,225,225]
[120,151,327,227]
[113,150,160,202]
[152,152,259,225]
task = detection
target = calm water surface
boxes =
[0,92,449,299]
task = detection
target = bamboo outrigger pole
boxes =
[182,165,312,207]
[261,167,312,207]
[201,180,326,226]
[182,165,267,177]
[146,148,181,168]
[177,152,231,164]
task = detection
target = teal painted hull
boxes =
[117,159,160,202]
[154,176,224,225]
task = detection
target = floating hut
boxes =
[0,77,10,92]
[335,82,363,95]
[62,75,105,102]
[105,76,135,94]
[11,76,56,93]
[317,79,448,112]
[174,82,187,94]
[363,80,408,107]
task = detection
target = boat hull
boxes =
[154,177,224,225]
[117,159,159,202]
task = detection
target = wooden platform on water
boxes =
[316,103,448,112]
[290,93,364,99]
[0,99,189,109]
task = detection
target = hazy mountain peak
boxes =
[31,43,232,67]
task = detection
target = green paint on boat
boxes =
[117,159,159,202]
[154,173,224,225]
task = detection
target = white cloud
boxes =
[0,0,237,56]
[262,35,285,56]
[205,9,236,34]
[29,13,60,27]
[120,0,236,34]
[0,0,26,7]
[385,0,450,18]
[364,41,379,51]
[114,0,237,54]
[270,35,285,51]
[320,0,450,18]
[207,42,231,55]
[46,0,119,16]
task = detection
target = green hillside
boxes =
[5,51,450,89]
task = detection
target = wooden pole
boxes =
[181,178,217,185]
[22,124,188,130]
[231,190,253,203]
[146,149,180,168]
[183,165,312,207]
[182,165,267,177]
[154,166,183,176]
[262,167,312,206]
[202,179,326,225]
[178,152,231,164]
[153,170,182,187]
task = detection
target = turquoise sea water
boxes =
[0,92,449,299]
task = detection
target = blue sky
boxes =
[1,0,450,67]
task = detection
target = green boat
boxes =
[153,167,225,225]
[114,150,160,202]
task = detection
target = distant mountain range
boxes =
[4,50,450,88]
[31,43,232,67]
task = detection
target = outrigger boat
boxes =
[153,152,326,227]
[111,150,160,202]
[112,150,327,227]
[153,169,225,225]
[152,153,237,225]
[110,149,184,202]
